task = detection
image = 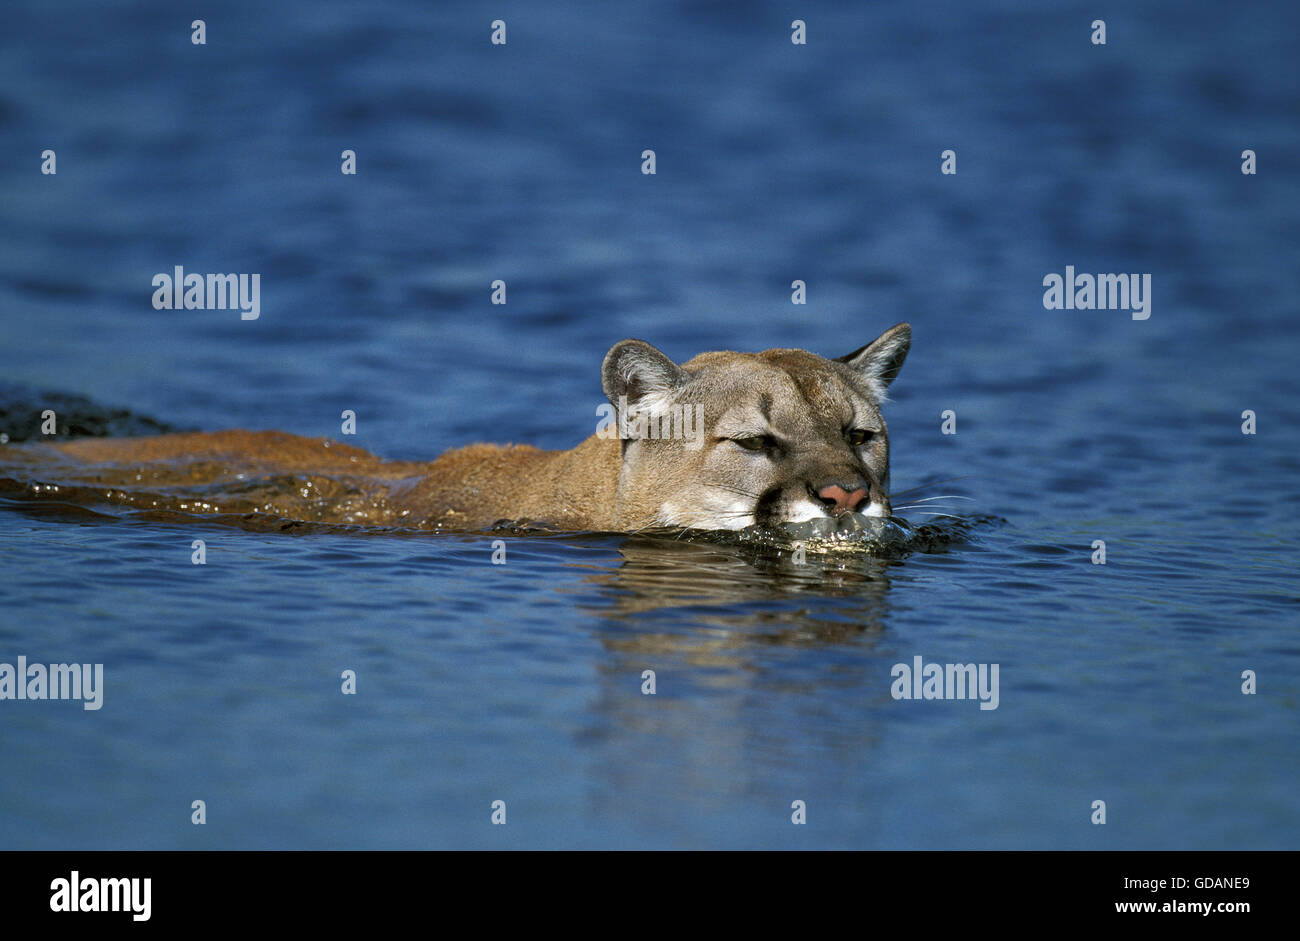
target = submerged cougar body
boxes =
[0,324,911,532]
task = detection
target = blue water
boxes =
[0,0,1297,848]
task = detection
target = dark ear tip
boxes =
[875,322,912,353]
[834,323,913,373]
[603,338,653,363]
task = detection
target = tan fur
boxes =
[0,325,911,532]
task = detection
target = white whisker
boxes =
[894,494,973,504]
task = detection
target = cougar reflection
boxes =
[581,536,895,665]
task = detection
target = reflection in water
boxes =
[583,534,896,646]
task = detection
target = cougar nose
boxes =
[813,481,869,515]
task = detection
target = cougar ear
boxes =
[836,322,911,400]
[602,339,687,413]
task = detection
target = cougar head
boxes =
[601,323,911,530]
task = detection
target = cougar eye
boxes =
[732,435,772,452]
[847,428,874,446]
